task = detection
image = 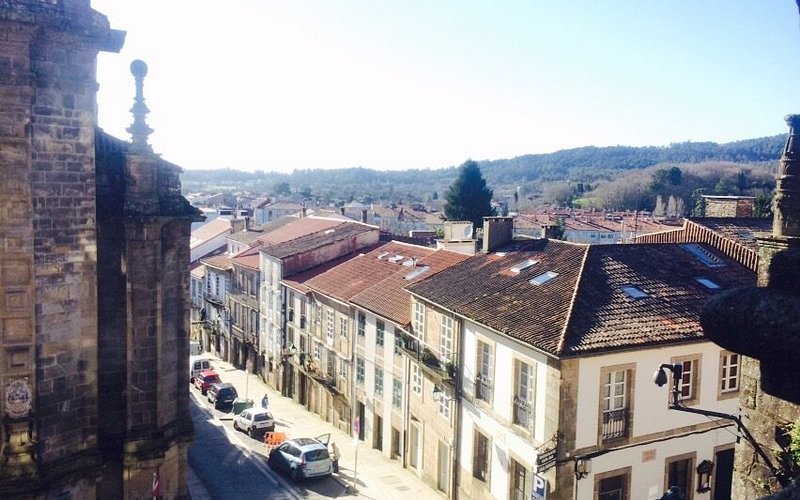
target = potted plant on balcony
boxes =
[444,360,457,379]
[421,347,440,369]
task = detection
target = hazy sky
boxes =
[91,1,800,173]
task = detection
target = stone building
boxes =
[702,115,800,498]
[0,1,200,498]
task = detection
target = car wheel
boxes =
[233,421,239,431]
[248,426,255,438]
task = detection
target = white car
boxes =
[233,408,275,437]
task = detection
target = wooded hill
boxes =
[181,134,785,213]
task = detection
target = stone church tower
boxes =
[0,1,200,498]
[702,114,800,498]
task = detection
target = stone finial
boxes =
[126,59,154,152]
[772,114,800,237]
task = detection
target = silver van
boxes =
[189,356,213,383]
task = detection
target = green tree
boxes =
[273,181,291,196]
[691,188,707,217]
[443,160,496,228]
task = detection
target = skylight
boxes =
[696,277,721,290]
[621,285,649,299]
[530,271,558,286]
[377,252,390,260]
[388,255,404,263]
[402,258,416,267]
[404,266,430,280]
[680,244,725,268]
[324,229,335,234]
[510,259,538,274]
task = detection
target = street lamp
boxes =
[652,362,785,484]
[432,384,452,403]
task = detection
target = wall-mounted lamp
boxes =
[432,384,453,403]
[575,457,591,480]
[696,459,713,493]
[653,361,784,483]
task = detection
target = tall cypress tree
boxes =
[443,160,496,228]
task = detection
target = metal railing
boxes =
[602,408,628,440]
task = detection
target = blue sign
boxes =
[531,473,547,500]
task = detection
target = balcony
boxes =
[396,333,457,381]
[475,374,493,402]
[602,408,628,441]
[513,396,532,428]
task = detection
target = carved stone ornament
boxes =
[5,378,32,419]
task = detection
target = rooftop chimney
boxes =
[482,216,514,253]
[361,209,368,223]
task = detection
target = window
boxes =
[530,271,558,286]
[375,367,384,396]
[394,328,404,355]
[440,316,453,362]
[339,317,348,338]
[326,311,334,344]
[673,355,701,405]
[356,357,365,385]
[665,454,695,500]
[412,364,422,395]
[327,351,336,378]
[510,458,529,500]
[338,359,348,379]
[357,312,366,337]
[413,302,425,341]
[620,285,648,299]
[376,320,385,347]
[392,378,402,408]
[475,341,493,403]
[472,430,490,482]
[595,468,631,500]
[720,351,740,397]
[437,391,451,419]
[514,360,535,429]
[696,277,721,291]
[601,367,629,441]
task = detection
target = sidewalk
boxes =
[189,354,443,500]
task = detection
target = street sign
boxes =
[536,447,556,472]
[531,473,548,500]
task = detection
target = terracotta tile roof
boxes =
[305,241,435,302]
[201,254,233,271]
[231,252,260,270]
[351,249,470,326]
[686,217,772,252]
[408,240,755,357]
[227,216,299,245]
[561,243,755,356]
[282,244,387,294]
[260,220,377,260]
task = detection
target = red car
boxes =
[194,370,221,395]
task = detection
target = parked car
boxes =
[233,407,275,437]
[193,370,221,395]
[207,383,237,411]
[189,356,213,383]
[267,433,332,481]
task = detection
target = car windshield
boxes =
[219,388,236,397]
[254,413,270,422]
[304,449,330,461]
[207,375,220,383]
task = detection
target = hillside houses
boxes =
[189,212,757,499]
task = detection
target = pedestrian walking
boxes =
[330,442,340,473]
[261,393,269,409]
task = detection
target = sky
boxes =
[91,1,800,174]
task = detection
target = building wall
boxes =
[570,344,738,500]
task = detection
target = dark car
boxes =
[267,433,332,481]
[207,383,238,411]
[193,370,221,395]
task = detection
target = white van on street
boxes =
[189,356,213,383]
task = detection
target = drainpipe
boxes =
[451,319,464,500]
[403,344,411,469]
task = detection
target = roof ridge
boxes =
[556,244,591,355]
